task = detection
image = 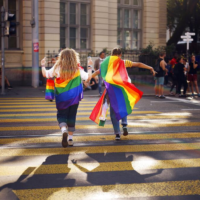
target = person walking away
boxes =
[40,49,88,148]
[94,51,106,96]
[155,52,167,99]
[90,48,156,140]
[176,57,188,97]
[188,55,200,97]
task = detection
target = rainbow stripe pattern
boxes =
[90,90,107,126]
[45,79,55,100]
[90,56,143,124]
[55,70,83,110]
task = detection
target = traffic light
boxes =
[4,12,16,36]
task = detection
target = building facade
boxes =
[0,0,166,85]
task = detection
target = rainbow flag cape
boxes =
[45,79,55,100]
[55,70,83,110]
[90,56,143,125]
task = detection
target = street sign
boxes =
[185,32,195,36]
[181,36,191,39]
[183,39,193,42]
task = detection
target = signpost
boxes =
[31,0,39,88]
[181,32,195,60]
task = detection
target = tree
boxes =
[167,0,200,46]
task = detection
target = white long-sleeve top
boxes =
[45,65,88,81]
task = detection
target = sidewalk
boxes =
[0,84,199,98]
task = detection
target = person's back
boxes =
[156,58,165,78]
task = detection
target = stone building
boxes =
[0,0,166,85]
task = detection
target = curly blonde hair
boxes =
[53,48,80,80]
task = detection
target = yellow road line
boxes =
[0,108,137,112]
[0,110,151,117]
[1,143,200,156]
[1,122,200,131]
[0,108,93,112]
[13,180,200,199]
[1,158,200,176]
[0,115,188,123]
[0,105,96,108]
[0,132,199,145]
[0,102,97,105]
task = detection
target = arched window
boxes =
[117,0,142,50]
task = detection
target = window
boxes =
[70,3,76,25]
[60,0,91,50]
[0,0,20,49]
[117,0,142,50]
[70,28,76,49]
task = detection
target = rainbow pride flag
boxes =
[90,56,143,125]
[55,70,83,110]
[45,79,55,100]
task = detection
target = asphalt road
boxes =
[0,95,200,200]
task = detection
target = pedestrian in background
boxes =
[94,51,106,96]
[188,55,200,97]
[40,49,88,148]
[176,57,188,97]
[165,59,171,86]
[155,52,167,98]
[0,68,13,89]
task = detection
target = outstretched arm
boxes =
[130,61,156,76]
[86,69,100,83]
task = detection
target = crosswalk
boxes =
[0,97,200,200]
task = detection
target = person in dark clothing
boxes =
[176,57,188,97]
[154,52,167,98]
[188,55,199,97]
[90,78,98,90]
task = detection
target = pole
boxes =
[186,41,189,62]
[31,0,39,88]
[1,6,5,95]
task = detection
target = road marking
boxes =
[0,132,200,145]
[1,143,200,156]
[1,122,200,131]
[0,111,160,117]
[0,102,97,105]
[1,158,200,176]
[167,96,200,106]
[0,115,188,123]
[0,105,96,108]
[0,108,137,112]
[13,180,200,199]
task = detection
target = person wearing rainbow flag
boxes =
[40,49,88,148]
[90,48,156,140]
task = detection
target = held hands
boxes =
[41,57,46,67]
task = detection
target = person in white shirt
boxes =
[41,49,88,148]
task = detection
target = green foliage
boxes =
[140,42,175,57]
[167,0,200,45]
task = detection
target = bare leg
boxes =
[194,81,199,94]
[190,81,194,94]
[158,85,163,96]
